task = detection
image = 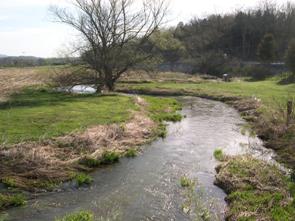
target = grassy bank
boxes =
[215,155,295,220]
[0,88,138,144]
[0,88,181,210]
[118,79,295,107]
[117,78,295,168]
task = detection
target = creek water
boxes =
[3,97,274,221]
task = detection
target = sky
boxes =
[0,0,292,57]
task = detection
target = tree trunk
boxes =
[105,80,115,91]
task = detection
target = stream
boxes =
[3,97,274,221]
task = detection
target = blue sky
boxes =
[0,0,292,57]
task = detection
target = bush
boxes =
[55,211,94,221]
[100,151,120,165]
[249,65,271,80]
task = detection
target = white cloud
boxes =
[0,25,76,57]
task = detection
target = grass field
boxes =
[0,88,137,144]
[118,79,295,108]
[0,66,58,102]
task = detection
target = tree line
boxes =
[149,1,295,76]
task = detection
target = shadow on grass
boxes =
[0,88,118,110]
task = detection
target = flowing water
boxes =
[3,97,274,221]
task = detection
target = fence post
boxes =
[287,100,293,127]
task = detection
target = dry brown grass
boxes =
[119,70,204,83]
[0,67,52,101]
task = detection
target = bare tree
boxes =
[51,0,168,92]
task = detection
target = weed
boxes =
[100,151,120,165]
[213,149,224,161]
[0,194,26,210]
[55,211,94,221]
[74,173,93,186]
[162,113,182,122]
[180,176,194,188]
[125,148,137,158]
[156,123,167,138]
[2,177,17,188]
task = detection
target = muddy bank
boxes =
[116,87,295,169]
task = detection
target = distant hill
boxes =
[0,54,7,58]
[0,56,81,67]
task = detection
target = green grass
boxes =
[0,88,137,144]
[143,96,182,123]
[100,151,120,165]
[213,149,225,161]
[2,177,18,188]
[180,176,194,188]
[74,173,93,186]
[55,211,94,221]
[125,148,137,158]
[0,193,26,210]
[119,78,295,109]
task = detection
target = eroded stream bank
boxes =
[3,97,274,221]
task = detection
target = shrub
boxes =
[100,151,120,165]
[55,211,94,221]
[74,173,93,186]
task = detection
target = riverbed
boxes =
[3,97,274,221]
